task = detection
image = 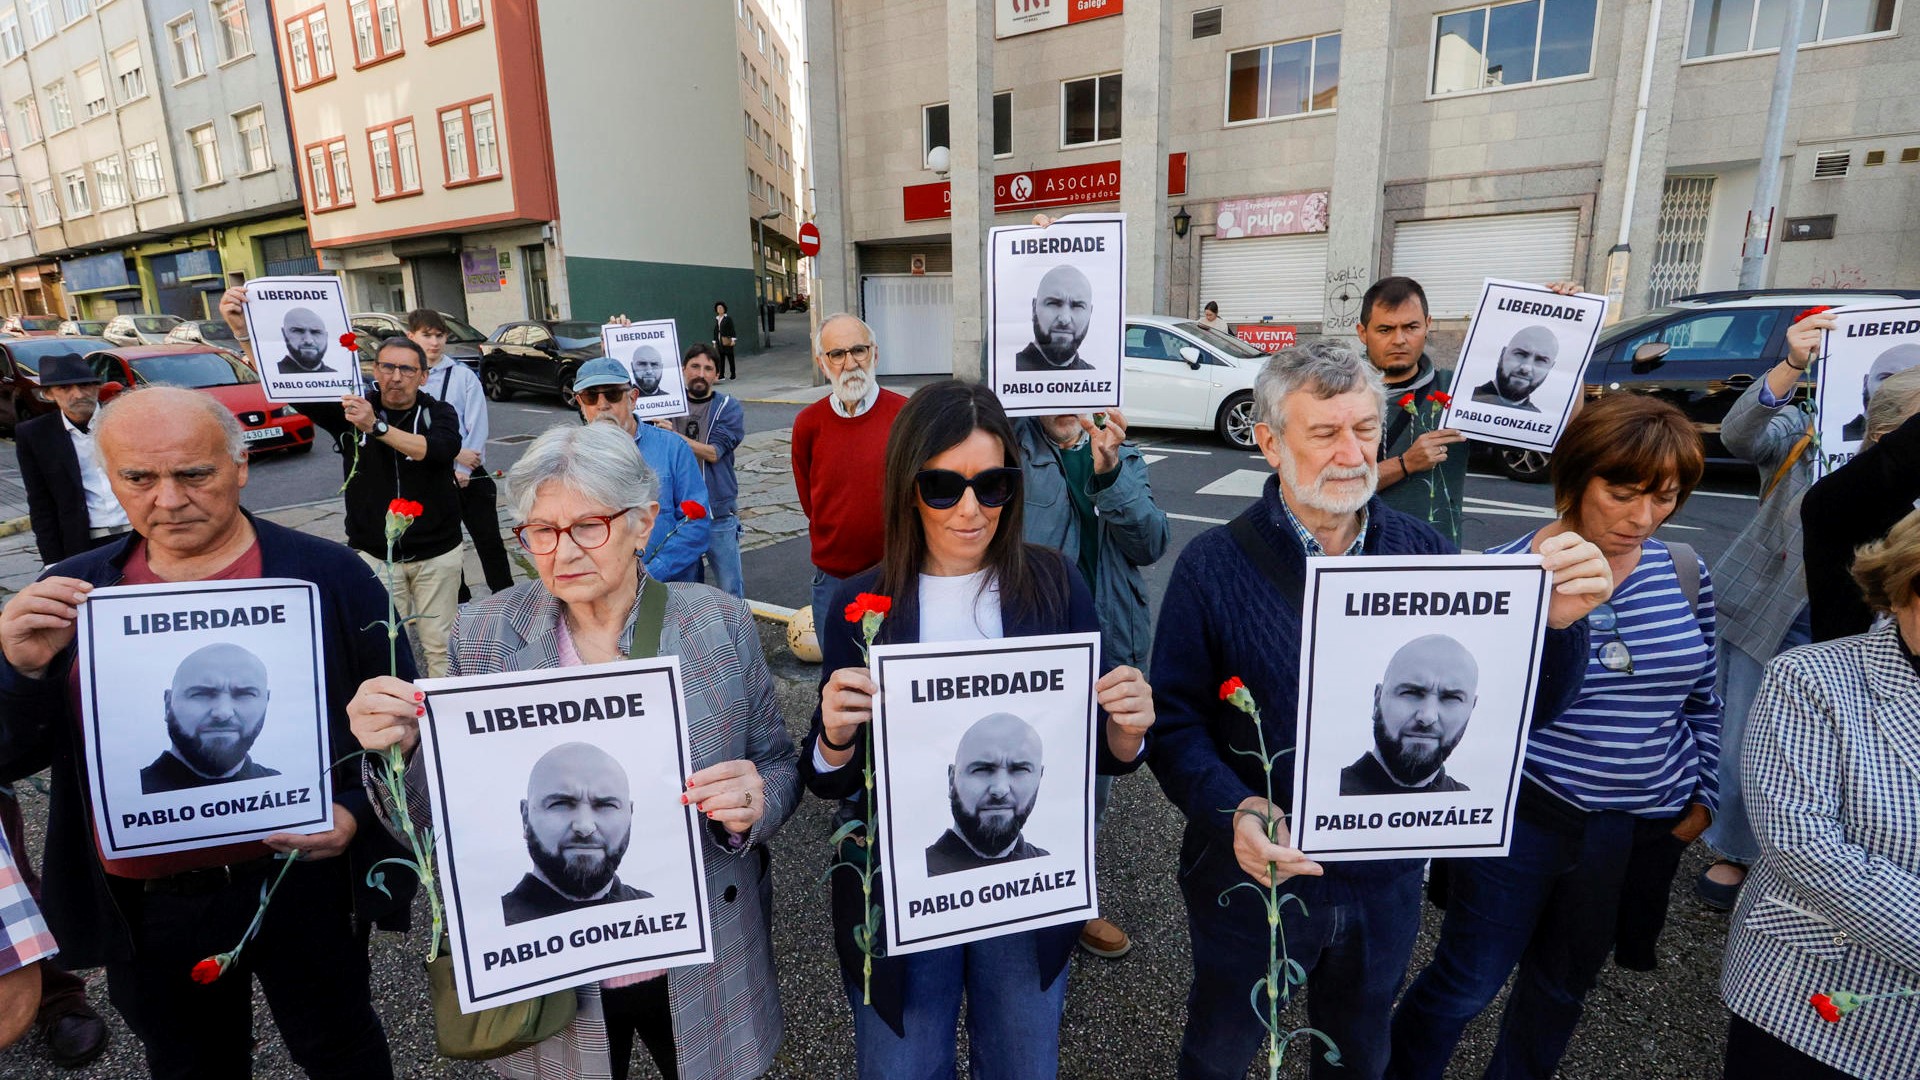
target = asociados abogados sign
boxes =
[904,161,1121,222]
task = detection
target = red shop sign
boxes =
[903,160,1123,222]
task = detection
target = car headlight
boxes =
[273,405,297,418]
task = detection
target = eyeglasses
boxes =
[1589,603,1634,674]
[820,343,873,366]
[512,508,633,555]
[374,362,422,377]
[575,387,629,406]
[914,467,1021,510]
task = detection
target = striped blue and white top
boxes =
[1487,534,1724,817]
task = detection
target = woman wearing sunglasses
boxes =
[346,421,799,1080]
[1389,393,1720,1079]
[801,380,1156,1078]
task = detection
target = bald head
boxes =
[1032,265,1094,363]
[281,306,328,365]
[949,712,1045,855]
[1373,634,1478,785]
[1864,343,1920,400]
[1382,634,1479,693]
[526,742,630,805]
[164,642,271,777]
[522,742,634,899]
[1495,325,1558,401]
[94,387,251,563]
[631,345,664,393]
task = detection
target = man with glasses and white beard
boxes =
[792,313,907,635]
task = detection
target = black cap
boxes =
[37,352,99,388]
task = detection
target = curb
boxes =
[0,515,27,540]
[748,599,798,624]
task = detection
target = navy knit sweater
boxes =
[1148,476,1590,881]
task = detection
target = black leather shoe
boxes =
[42,1010,109,1069]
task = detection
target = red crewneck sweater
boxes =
[791,389,907,577]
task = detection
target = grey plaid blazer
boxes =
[1720,623,1920,1080]
[375,577,799,1080]
[1714,378,1815,660]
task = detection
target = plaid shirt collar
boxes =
[1277,493,1368,557]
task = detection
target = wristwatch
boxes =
[371,419,390,438]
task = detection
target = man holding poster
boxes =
[0,387,414,1077]
[1148,342,1608,1080]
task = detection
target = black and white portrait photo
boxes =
[987,214,1125,416]
[601,319,687,421]
[870,633,1101,955]
[1292,555,1552,862]
[141,643,282,794]
[502,743,653,926]
[1816,303,1920,474]
[243,276,360,404]
[1441,279,1607,452]
[417,658,713,1013]
[77,580,332,859]
[1340,635,1477,797]
[926,713,1051,877]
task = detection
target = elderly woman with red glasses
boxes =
[802,379,1156,1078]
[347,420,798,1080]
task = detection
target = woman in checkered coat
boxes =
[1720,508,1920,1080]
[350,422,799,1080]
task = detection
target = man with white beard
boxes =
[1147,341,1612,1080]
[791,313,908,635]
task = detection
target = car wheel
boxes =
[1496,447,1552,483]
[1216,391,1257,449]
[481,365,514,401]
[557,367,579,408]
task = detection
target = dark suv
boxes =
[1490,288,1920,481]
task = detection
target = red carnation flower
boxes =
[845,593,893,623]
[191,957,225,984]
[1219,676,1246,701]
[339,332,358,350]
[1397,392,1416,409]
[1430,391,1453,408]
[680,500,708,521]
[1810,993,1842,1023]
[387,498,417,518]
[1791,305,1833,326]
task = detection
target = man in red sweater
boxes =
[792,313,907,635]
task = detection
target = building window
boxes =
[0,12,23,61]
[23,0,48,43]
[93,154,127,207]
[212,0,252,62]
[309,10,334,76]
[1228,32,1341,123]
[329,140,352,202]
[1061,73,1121,147]
[287,14,314,84]
[111,45,146,102]
[377,0,401,52]
[57,0,82,26]
[1686,0,1896,58]
[305,143,331,207]
[60,168,88,215]
[395,120,419,190]
[457,0,481,25]
[234,106,270,172]
[922,93,1013,162]
[367,118,420,198]
[170,15,204,82]
[188,123,220,185]
[351,0,401,64]
[12,97,37,144]
[30,178,55,225]
[129,140,163,197]
[740,52,750,83]
[471,100,497,175]
[438,98,499,185]
[426,0,481,39]
[370,127,392,194]
[1432,0,1597,95]
[440,108,467,181]
[77,66,106,119]
[42,80,70,132]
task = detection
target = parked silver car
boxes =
[103,313,186,346]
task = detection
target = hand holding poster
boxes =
[77,579,333,858]
[1815,302,1920,475]
[870,633,1101,954]
[417,658,712,1013]
[242,276,360,403]
[988,214,1125,416]
[1290,555,1552,861]
[601,319,687,421]
[1439,279,1607,451]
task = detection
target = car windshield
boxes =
[1599,307,1680,345]
[128,351,257,388]
[133,316,181,334]
[1176,321,1268,359]
[78,322,106,333]
[195,320,236,340]
[18,316,60,331]
[442,315,485,342]
[7,337,103,375]
[550,321,602,349]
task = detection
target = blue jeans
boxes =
[845,931,1070,1080]
[1704,605,1811,866]
[811,567,844,643]
[697,512,745,599]
[1387,811,1667,1080]
[1177,839,1422,1080]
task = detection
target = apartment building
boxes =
[0,0,308,320]
[737,0,809,308]
[274,0,759,347]
[806,0,1918,375]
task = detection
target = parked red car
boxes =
[86,345,314,454]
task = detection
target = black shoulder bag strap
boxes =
[1666,541,1700,617]
[627,575,668,659]
[1227,513,1307,610]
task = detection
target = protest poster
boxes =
[987,214,1125,416]
[417,658,712,1013]
[869,633,1101,955]
[76,579,333,859]
[243,276,361,403]
[601,319,687,421]
[1815,302,1920,475]
[1439,279,1607,452]
[1290,555,1551,862]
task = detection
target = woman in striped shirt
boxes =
[1387,395,1721,1080]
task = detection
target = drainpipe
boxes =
[1738,0,1809,289]
[1603,0,1663,324]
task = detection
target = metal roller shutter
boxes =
[1390,211,1581,318]
[1198,233,1329,321]
[861,273,953,375]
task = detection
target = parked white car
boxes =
[1120,314,1269,448]
[103,313,185,346]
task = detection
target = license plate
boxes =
[242,426,284,442]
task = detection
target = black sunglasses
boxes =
[914,467,1021,510]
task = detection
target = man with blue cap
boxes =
[572,356,710,582]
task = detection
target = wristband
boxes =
[820,729,857,753]
[1398,453,1409,475]
[1787,354,1811,372]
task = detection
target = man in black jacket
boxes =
[1803,365,1920,642]
[14,352,131,565]
[0,386,413,1078]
